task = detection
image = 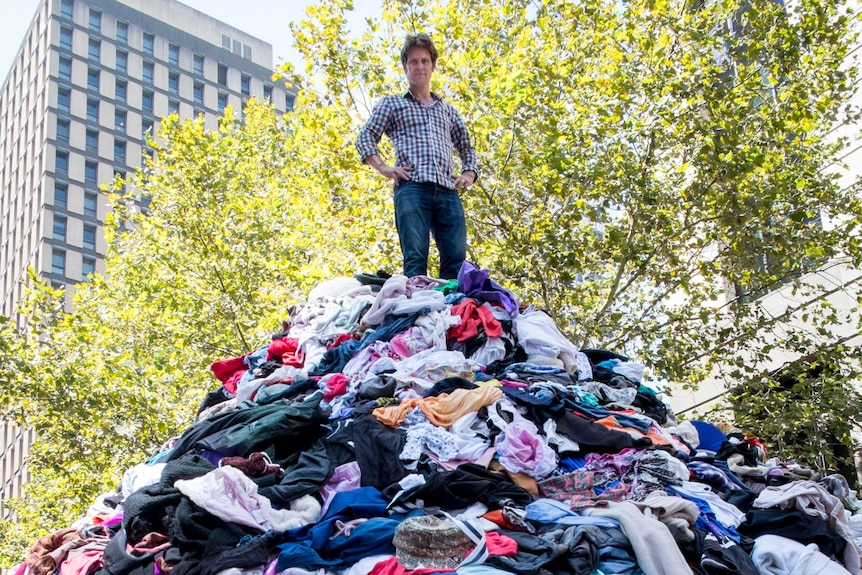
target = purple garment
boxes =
[495,421,557,479]
[457,261,519,317]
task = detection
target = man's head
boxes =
[400,33,438,67]
[401,33,438,91]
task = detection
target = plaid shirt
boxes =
[356,91,478,190]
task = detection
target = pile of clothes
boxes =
[16,263,862,575]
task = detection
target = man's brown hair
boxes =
[401,33,439,66]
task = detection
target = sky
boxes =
[0,0,381,81]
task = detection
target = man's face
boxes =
[403,46,435,89]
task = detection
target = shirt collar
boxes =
[404,90,442,102]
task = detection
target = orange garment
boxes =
[373,386,503,428]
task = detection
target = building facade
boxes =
[0,0,294,320]
[0,0,292,521]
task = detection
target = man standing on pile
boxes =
[356,33,478,280]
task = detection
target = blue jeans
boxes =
[394,181,466,279]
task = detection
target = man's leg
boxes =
[431,185,467,280]
[394,181,433,277]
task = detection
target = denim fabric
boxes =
[394,181,466,279]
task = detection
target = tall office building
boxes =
[0,0,294,319]
[0,0,292,520]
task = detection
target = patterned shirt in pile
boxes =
[355,91,478,190]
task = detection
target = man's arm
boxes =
[450,106,478,189]
[356,97,413,183]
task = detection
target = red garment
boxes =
[329,333,355,348]
[447,299,503,342]
[486,531,518,556]
[323,373,350,402]
[266,337,304,368]
[210,355,247,394]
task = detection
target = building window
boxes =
[88,9,100,33]
[88,38,100,61]
[60,26,73,50]
[115,109,126,132]
[263,84,272,101]
[218,92,227,112]
[83,225,96,250]
[87,68,99,91]
[143,32,154,55]
[57,119,70,143]
[86,129,98,153]
[168,100,179,115]
[116,50,127,73]
[116,21,128,44]
[193,54,203,76]
[168,72,178,93]
[86,98,99,122]
[193,82,203,104]
[84,192,97,216]
[286,93,295,110]
[168,43,179,65]
[58,87,71,111]
[114,140,125,163]
[52,250,66,276]
[142,119,154,136]
[56,150,68,172]
[142,61,153,84]
[85,160,97,184]
[240,74,250,96]
[243,45,252,60]
[55,182,68,207]
[53,215,67,241]
[115,79,126,102]
[217,64,227,85]
[81,256,96,279]
[59,56,72,80]
[142,90,153,113]
[60,0,73,20]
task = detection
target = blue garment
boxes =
[666,485,741,542]
[569,403,653,434]
[394,181,466,279]
[526,498,619,527]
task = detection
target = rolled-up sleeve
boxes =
[450,107,478,178]
[356,98,391,163]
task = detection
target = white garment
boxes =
[751,534,853,575]
[306,277,363,302]
[363,275,409,326]
[401,422,490,469]
[513,308,580,371]
[753,480,862,574]
[674,481,746,529]
[175,466,320,532]
[121,462,166,499]
[389,349,477,394]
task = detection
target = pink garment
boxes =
[59,545,105,575]
[368,556,456,575]
[323,373,350,402]
[447,299,503,342]
[210,355,247,394]
[486,531,518,556]
[320,461,362,516]
[495,420,557,479]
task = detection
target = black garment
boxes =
[257,437,333,507]
[122,454,214,544]
[485,529,559,575]
[97,528,155,575]
[199,531,284,575]
[680,528,760,575]
[424,376,477,398]
[714,441,761,467]
[167,400,318,462]
[554,411,646,454]
[580,349,629,364]
[384,463,534,511]
[738,508,847,560]
[353,412,408,490]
